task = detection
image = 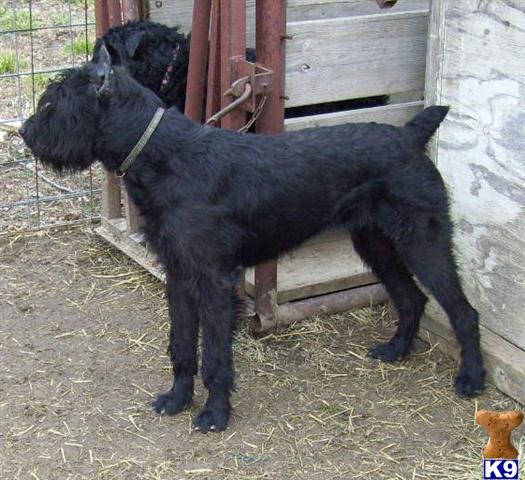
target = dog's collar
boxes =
[159,44,181,94]
[118,107,166,176]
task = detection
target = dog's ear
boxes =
[94,42,113,96]
[124,30,145,58]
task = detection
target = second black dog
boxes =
[20,45,485,433]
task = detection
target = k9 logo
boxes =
[484,460,519,480]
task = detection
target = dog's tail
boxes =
[404,106,449,147]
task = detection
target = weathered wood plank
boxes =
[246,233,376,303]
[101,172,121,221]
[123,191,141,235]
[285,11,428,107]
[423,0,525,406]
[148,0,429,31]
[285,101,424,131]
[96,225,165,281]
[287,0,429,22]
[426,0,525,351]
[422,0,446,162]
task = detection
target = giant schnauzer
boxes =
[93,20,388,116]
[20,45,485,433]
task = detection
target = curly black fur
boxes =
[20,47,485,433]
[93,21,191,111]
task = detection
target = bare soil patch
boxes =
[0,228,522,479]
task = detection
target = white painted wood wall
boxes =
[424,0,525,403]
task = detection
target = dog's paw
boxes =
[455,364,486,397]
[368,341,410,363]
[193,400,231,433]
[152,389,193,415]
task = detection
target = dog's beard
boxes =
[21,131,92,173]
[36,151,95,173]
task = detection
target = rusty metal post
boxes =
[219,0,246,130]
[254,284,389,331]
[107,0,122,27]
[97,0,121,223]
[95,0,109,37]
[206,0,222,123]
[122,0,140,21]
[253,0,287,328]
[185,0,212,122]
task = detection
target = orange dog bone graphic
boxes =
[476,410,524,459]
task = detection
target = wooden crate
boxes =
[423,0,525,404]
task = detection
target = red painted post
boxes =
[121,0,140,21]
[185,0,212,122]
[253,0,287,327]
[95,0,109,37]
[206,0,222,123]
[106,0,122,27]
[219,0,246,130]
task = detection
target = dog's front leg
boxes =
[153,272,198,416]
[193,273,237,433]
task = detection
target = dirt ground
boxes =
[0,228,523,480]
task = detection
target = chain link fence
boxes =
[0,0,101,234]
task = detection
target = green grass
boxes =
[22,73,56,100]
[32,73,54,91]
[0,51,28,75]
[0,7,39,32]
[68,38,94,58]
[0,52,17,74]
[50,11,69,26]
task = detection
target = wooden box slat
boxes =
[245,229,376,303]
[285,11,428,107]
[287,0,429,21]
[148,0,430,34]
[285,100,424,131]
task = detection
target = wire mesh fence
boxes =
[0,0,101,235]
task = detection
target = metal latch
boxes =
[205,57,274,128]
[227,57,274,113]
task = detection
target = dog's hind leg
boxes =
[192,270,238,433]
[152,272,198,415]
[350,226,428,362]
[393,215,486,397]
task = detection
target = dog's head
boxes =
[20,43,163,172]
[92,21,189,110]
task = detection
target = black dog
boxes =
[93,20,388,117]
[20,45,485,432]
